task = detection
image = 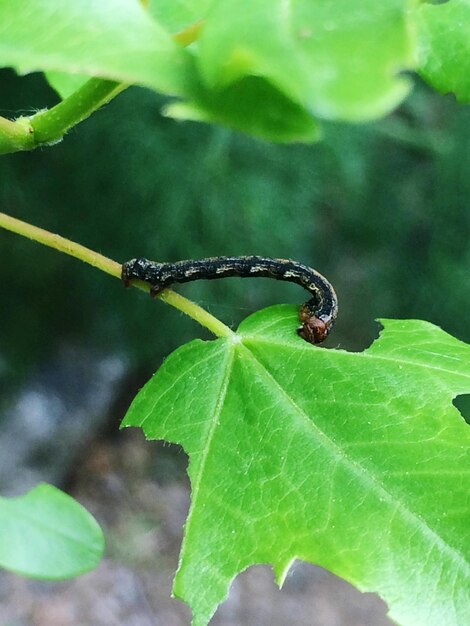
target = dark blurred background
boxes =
[0,69,469,625]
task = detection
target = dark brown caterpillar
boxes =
[122,256,338,344]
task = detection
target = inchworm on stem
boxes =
[122,256,338,344]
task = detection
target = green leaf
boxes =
[192,0,417,122]
[165,76,322,143]
[0,483,104,579]
[167,0,418,141]
[45,0,214,99]
[0,0,192,97]
[148,0,213,33]
[45,72,89,100]
[416,0,470,102]
[123,305,470,626]
[0,0,420,143]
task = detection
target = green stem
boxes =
[30,79,127,145]
[0,78,126,155]
[0,116,35,154]
[0,212,234,341]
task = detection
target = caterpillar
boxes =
[122,256,338,344]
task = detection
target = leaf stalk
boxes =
[0,211,234,340]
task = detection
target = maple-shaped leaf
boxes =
[122,305,470,626]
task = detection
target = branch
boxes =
[0,212,234,341]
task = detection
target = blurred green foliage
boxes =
[0,69,470,393]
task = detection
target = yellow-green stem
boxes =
[0,212,234,340]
